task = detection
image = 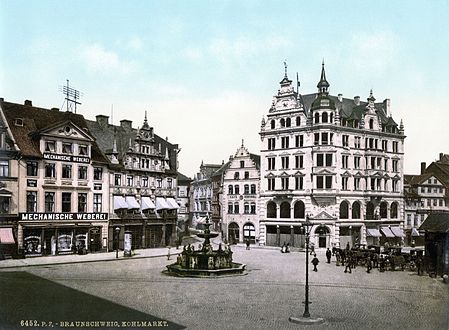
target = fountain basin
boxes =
[166,262,247,277]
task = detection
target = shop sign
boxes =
[20,213,108,221]
[27,179,37,187]
[43,152,90,164]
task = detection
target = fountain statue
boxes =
[166,215,246,277]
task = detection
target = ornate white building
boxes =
[221,142,260,244]
[259,63,406,249]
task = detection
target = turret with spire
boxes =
[317,60,330,95]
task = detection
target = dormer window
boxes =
[79,145,88,156]
[14,118,23,127]
[62,143,73,154]
[45,141,56,152]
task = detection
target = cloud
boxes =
[127,36,144,51]
[80,44,135,74]
[350,31,399,72]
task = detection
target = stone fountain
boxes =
[166,216,246,277]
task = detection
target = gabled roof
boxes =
[1,100,108,163]
[177,172,192,184]
[419,212,449,233]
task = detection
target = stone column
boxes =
[161,224,166,247]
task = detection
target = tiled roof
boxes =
[249,153,261,170]
[419,212,449,232]
[1,100,108,163]
[177,172,192,183]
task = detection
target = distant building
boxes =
[1,99,110,256]
[86,113,180,250]
[404,154,449,246]
[177,173,192,235]
[259,63,406,249]
[221,142,260,244]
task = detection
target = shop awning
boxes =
[166,198,180,210]
[390,227,406,238]
[411,227,421,237]
[141,197,156,211]
[366,228,381,237]
[381,227,395,238]
[0,228,15,244]
[125,196,140,210]
[113,196,128,211]
[155,197,170,210]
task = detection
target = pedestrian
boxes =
[167,246,171,260]
[379,255,385,272]
[311,254,319,272]
[416,256,423,276]
[285,243,290,253]
[344,255,352,273]
[281,242,286,253]
[326,248,332,263]
[246,239,251,250]
[366,256,372,273]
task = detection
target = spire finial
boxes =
[317,60,330,93]
[284,60,288,78]
[241,139,244,147]
[144,110,148,123]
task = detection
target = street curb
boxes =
[0,252,182,270]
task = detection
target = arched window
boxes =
[267,201,276,218]
[380,201,388,218]
[234,185,239,195]
[228,222,239,244]
[243,223,255,242]
[250,184,256,194]
[250,202,256,214]
[228,185,233,195]
[293,201,305,219]
[244,184,249,194]
[340,201,349,219]
[286,118,291,127]
[314,112,320,124]
[352,201,361,219]
[296,116,301,126]
[280,201,291,218]
[390,202,398,218]
[271,120,275,129]
[322,112,328,123]
[280,118,286,127]
[366,201,375,220]
[244,202,249,214]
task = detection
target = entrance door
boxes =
[228,223,239,244]
[319,236,326,248]
[316,225,330,248]
[243,223,255,244]
[89,228,101,252]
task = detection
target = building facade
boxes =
[259,64,406,249]
[222,142,260,244]
[177,173,192,235]
[86,113,180,250]
[1,99,110,256]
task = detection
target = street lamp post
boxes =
[289,214,324,324]
[303,215,312,318]
[115,227,120,259]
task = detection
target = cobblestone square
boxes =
[1,246,448,330]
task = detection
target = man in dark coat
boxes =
[311,254,319,272]
[326,248,332,263]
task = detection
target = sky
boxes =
[1,0,449,178]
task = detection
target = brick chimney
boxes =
[120,119,132,130]
[354,96,360,106]
[24,100,32,106]
[421,162,426,174]
[96,115,109,128]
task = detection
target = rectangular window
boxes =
[93,194,102,213]
[354,178,360,190]
[127,175,134,187]
[142,176,148,187]
[384,159,388,171]
[321,132,328,145]
[342,177,349,190]
[45,163,56,178]
[0,160,8,176]
[244,185,250,194]
[244,203,250,214]
[78,166,87,180]
[325,176,332,189]
[167,178,173,189]
[268,158,276,170]
[0,196,10,214]
[62,164,72,179]
[281,177,289,190]
[342,155,349,169]
[317,154,324,167]
[295,135,304,147]
[342,135,349,147]
[281,136,289,149]
[45,140,56,152]
[295,155,304,169]
[114,174,121,186]
[317,176,324,189]
[27,191,37,212]
[62,142,73,154]
[93,167,103,180]
[250,203,256,214]
[78,193,87,212]
[227,203,233,214]
[392,160,398,172]
[240,160,245,168]
[393,141,399,153]
[45,192,55,212]
[326,154,332,166]
[157,178,162,188]
[281,156,289,169]
[27,161,38,176]
[354,136,361,149]
[234,203,239,214]
[244,171,249,179]
[62,192,71,212]
[268,178,275,191]
[354,156,361,169]
[314,133,319,145]
[268,138,276,150]
[382,140,388,152]
[295,176,304,190]
[79,145,88,156]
